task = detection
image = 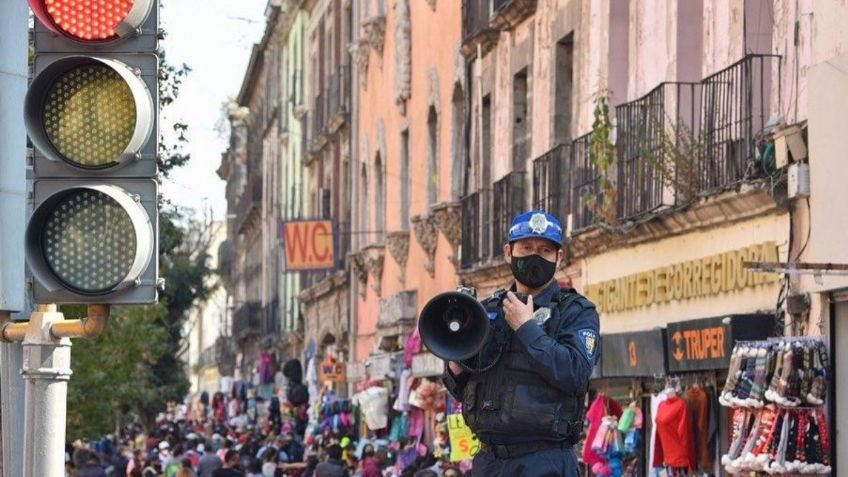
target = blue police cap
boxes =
[508,210,563,247]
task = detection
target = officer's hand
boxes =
[503,291,534,330]
[447,361,463,376]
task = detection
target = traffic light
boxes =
[25,0,160,304]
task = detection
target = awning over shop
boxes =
[665,314,775,373]
[600,329,667,378]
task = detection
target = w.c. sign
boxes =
[283,220,335,271]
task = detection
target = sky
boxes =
[159,0,268,220]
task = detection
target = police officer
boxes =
[443,210,600,477]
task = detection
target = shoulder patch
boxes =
[578,329,599,360]
[487,311,499,321]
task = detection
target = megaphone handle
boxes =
[459,345,505,374]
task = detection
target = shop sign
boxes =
[319,358,346,383]
[601,329,667,377]
[346,362,366,382]
[282,220,335,271]
[412,352,444,377]
[447,413,480,462]
[585,242,780,313]
[665,314,775,372]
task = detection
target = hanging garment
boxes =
[583,395,624,467]
[649,391,669,469]
[655,395,696,470]
[393,368,413,412]
[684,386,713,471]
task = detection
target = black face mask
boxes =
[510,253,557,289]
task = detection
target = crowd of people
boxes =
[64,366,467,477]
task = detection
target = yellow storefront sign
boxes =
[585,242,780,313]
[447,413,480,462]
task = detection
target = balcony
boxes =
[492,170,526,255]
[532,142,572,222]
[311,93,327,150]
[460,192,480,269]
[461,0,498,57]
[232,302,262,339]
[491,0,537,30]
[263,298,280,337]
[615,82,702,220]
[700,54,781,192]
[236,175,262,234]
[571,133,601,233]
[328,66,350,133]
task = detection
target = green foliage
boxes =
[65,306,170,440]
[587,91,618,225]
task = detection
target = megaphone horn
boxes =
[417,289,490,362]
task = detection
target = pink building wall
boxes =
[354,0,461,362]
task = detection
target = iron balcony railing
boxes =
[571,133,600,232]
[615,82,702,220]
[700,54,781,192]
[312,93,325,139]
[532,142,572,222]
[460,192,480,269]
[492,170,526,255]
[328,65,351,118]
[263,298,280,337]
[232,302,262,337]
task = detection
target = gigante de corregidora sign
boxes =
[585,242,779,313]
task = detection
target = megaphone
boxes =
[418,288,490,362]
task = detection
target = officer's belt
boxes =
[482,439,571,459]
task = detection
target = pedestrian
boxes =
[359,446,381,477]
[443,210,601,477]
[261,449,279,477]
[176,458,198,477]
[212,449,246,477]
[314,445,349,477]
[78,453,108,477]
[197,444,224,477]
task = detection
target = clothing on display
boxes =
[719,337,832,475]
[583,395,624,467]
[720,338,828,408]
[649,376,721,476]
[654,394,696,470]
[722,406,831,474]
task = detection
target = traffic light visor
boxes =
[27,185,155,296]
[29,0,155,42]
[26,57,155,171]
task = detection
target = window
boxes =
[608,0,630,105]
[481,94,492,186]
[512,68,530,170]
[375,153,385,242]
[400,130,410,230]
[360,163,368,244]
[553,34,573,144]
[427,106,439,205]
[451,85,466,201]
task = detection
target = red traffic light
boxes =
[29,0,155,42]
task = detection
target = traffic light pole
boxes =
[1,305,110,477]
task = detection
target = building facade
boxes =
[184,221,232,396]
[219,1,308,382]
[347,0,464,383]
[297,0,354,373]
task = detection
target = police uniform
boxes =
[443,211,600,477]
